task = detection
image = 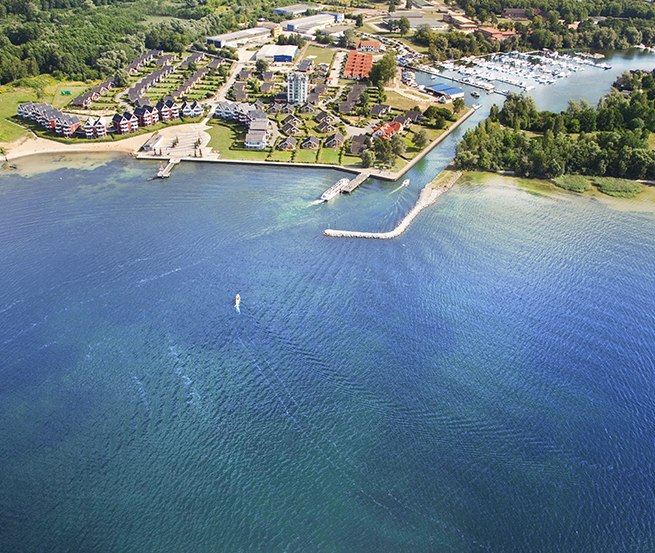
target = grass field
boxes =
[592,177,643,198]
[318,147,341,165]
[295,148,319,163]
[0,76,95,143]
[302,45,336,67]
[385,90,426,112]
[341,152,362,167]
[267,150,294,162]
[552,175,592,193]
[206,121,271,160]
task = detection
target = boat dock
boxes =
[156,158,180,178]
[324,171,462,240]
[342,171,371,193]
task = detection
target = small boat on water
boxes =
[402,179,410,187]
[235,294,241,310]
[470,91,480,98]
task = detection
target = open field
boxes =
[302,45,336,67]
[0,76,93,143]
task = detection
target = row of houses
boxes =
[172,66,210,100]
[17,99,203,140]
[128,49,164,74]
[71,78,114,108]
[343,50,373,80]
[127,64,176,104]
[277,132,345,151]
[102,100,203,137]
[337,84,367,114]
[17,103,81,137]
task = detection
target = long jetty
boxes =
[324,171,462,240]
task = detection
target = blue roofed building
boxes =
[427,82,465,100]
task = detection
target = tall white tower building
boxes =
[287,72,309,104]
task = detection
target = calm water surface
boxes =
[1,52,655,552]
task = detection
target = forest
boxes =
[410,0,655,61]
[0,0,310,84]
[454,71,655,181]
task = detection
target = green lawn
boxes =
[318,147,341,165]
[267,150,294,162]
[295,148,319,163]
[207,121,271,160]
[0,75,98,142]
[302,45,336,68]
[341,153,362,167]
[385,90,426,112]
[0,86,37,143]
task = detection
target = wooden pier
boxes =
[342,171,371,193]
[156,158,180,178]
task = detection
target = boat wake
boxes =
[390,179,410,194]
[309,199,324,206]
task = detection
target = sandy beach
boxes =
[1,121,212,162]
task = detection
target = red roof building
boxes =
[343,51,373,80]
[356,39,382,52]
[477,27,517,41]
[372,120,403,140]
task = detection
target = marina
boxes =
[413,49,613,96]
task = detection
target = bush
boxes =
[592,177,643,198]
[552,175,592,193]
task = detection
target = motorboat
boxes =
[402,179,410,187]
[235,294,241,310]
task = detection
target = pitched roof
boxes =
[343,51,373,79]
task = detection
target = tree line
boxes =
[0,0,300,84]
[455,72,655,180]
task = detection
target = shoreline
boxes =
[3,108,475,184]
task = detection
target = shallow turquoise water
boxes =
[1,157,654,552]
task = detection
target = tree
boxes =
[360,149,375,167]
[355,14,364,28]
[413,129,428,149]
[391,135,406,157]
[405,0,412,8]
[375,138,396,166]
[388,0,396,13]
[377,83,387,103]
[399,17,410,36]
[339,29,357,49]
[256,59,269,74]
[370,51,397,86]
[453,97,465,114]
[113,69,129,88]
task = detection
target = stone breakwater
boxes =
[323,171,462,240]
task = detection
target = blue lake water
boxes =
[1,51,655,552]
